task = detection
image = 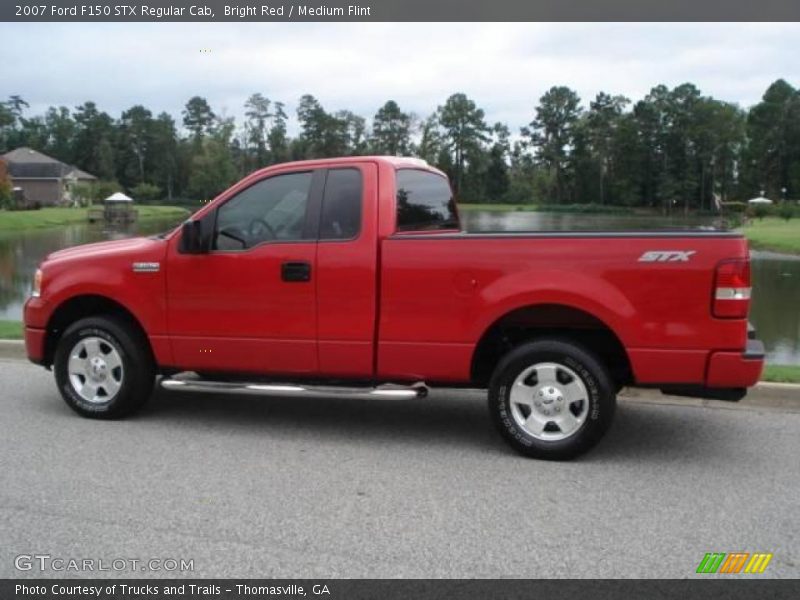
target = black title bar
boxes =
[4,579,800,600]
[4,0,800,22]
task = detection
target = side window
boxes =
[319,168,362,240]
[395,169,458,232]
[214,172,313,250]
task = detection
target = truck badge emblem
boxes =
[638,251,696,263]
[132,262,160,273]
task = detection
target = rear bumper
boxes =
[660,338,765,402]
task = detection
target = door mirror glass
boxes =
[178,219,208,254]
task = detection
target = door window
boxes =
[319,168,362,240]
[215,172,313,250]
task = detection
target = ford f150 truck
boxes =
[23,156,765,459]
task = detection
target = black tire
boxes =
[53,316,155,419]
[488,338,616,460]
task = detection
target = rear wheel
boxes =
[54,316,155,419]
[489,338,616,460]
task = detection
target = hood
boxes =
[45,236,165,264]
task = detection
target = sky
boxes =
[2,22,799,135]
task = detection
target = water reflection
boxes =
[0,219,180,320]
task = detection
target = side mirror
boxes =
[178,219,208,254]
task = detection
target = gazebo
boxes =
[104,192,134,204]
[90,192,137,224]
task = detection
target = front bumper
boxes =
[24,326,47,365]
[23,296,49,365]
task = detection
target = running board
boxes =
[160,377,428,400]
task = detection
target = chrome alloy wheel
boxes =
[67,336,124,404]
[509,362,589,441]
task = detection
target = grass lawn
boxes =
[0,320,23,339]
[762,364,800,384]
[0,206,190,232]
[741,218,800,254]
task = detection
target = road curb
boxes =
[2,338,799,408]
[0,340,26,361]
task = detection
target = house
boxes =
[0,147,97,207]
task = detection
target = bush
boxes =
[0,180,12,210]
[748,204,772,220]
[777,203,796,221]
[130,182,162,204]
[721,201,747,214]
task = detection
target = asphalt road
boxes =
[1,358,798,579]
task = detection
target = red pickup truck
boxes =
[23,156,764,459]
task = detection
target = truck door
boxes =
[314,163,379,377]
[166,169,323,375]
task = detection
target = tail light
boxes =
[713,258,751,318]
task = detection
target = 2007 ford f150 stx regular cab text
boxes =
[23,156,765,459]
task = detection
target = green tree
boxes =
[187,118,237,200]
[485,123,510,202]
[371,100,412,155]
[741,79,799,200]
[585,92,629,204]
[438,93,489,195]
[267,102,289,164]
[182,96,216,143]
[118,105,154,185]
[150,112,179,200]
[131,182,162,204]
[244,93,272,168]
[527,86,582,203]
[415,113,442,165]
[43,107,76,163]
[73,102,116,179]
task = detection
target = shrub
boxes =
[721,201,747,214]
[777,203,795,221]
[0,180,12,210]
[749,204,772,220]
[131,182,162,204]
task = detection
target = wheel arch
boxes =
[43,294,154,368]
[470,302,633,388]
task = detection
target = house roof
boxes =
[64,167,97,181]
[1,147,97,181]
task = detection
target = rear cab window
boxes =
[395,169,459,232]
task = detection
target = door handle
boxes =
[281,261,312,282]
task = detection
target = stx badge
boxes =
[638,250,696,262]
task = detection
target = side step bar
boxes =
[160,377,429,400]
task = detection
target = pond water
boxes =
[0,211,797,365]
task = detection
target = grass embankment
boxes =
[1,314,797,384]
[762,365,800,384]
[0,320,23,339]
[0,206,190,232]
[741,218,800,255]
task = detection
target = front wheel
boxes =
[54,316,155,419]
[489,338,616,460]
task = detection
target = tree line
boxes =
[1,79,798,211]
